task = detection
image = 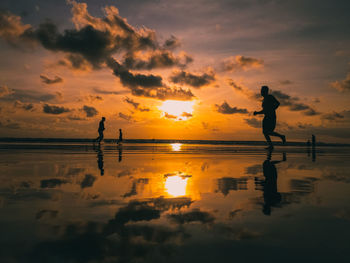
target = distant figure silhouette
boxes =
[254,86,286,150]
[118,129,123,144]
[262,150,286,215]
[95,117,105,145]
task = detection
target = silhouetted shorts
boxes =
[263,116,276,134]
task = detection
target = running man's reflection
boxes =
[96,146,104,176]
[262,150,286,215]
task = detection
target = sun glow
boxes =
[170,143,182,151]
[159,100,194,120]
[165,175,189,197]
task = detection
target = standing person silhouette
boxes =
[95,117,105,145]
[118,129,123,144]
[254,86,286,150]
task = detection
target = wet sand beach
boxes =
[0,143,349,263]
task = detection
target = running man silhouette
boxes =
[95,117,105,145]
[254,86,286,150]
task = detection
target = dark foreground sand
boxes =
[0,143,349,263]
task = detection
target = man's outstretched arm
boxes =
[254,110,264,115]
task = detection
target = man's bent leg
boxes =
[270,132,286,144]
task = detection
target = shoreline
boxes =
[0,137,349,147]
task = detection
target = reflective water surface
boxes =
[0,143,349,263]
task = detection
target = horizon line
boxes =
[0,137,349,147]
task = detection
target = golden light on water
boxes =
[171,143,182,151]
[165,175,189,197]
[159,100,195,120]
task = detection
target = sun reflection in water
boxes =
[165,175,189,197]
[171,143,182,151]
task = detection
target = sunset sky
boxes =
[0,0,349,142]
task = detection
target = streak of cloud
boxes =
[215,101,248,114]
[40,75,63,85]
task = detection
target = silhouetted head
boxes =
[119,129,122,132]
[102,117,105,121]
[261,86,269,97]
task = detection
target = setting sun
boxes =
[159,100,195,121]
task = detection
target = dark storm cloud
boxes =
[222,55,264,72]
[0,1,183,69]
[43,104,70,114]
[0,2,197,102]
[40,178,67,188]
[82,105,98,117]
[22,22,114,68]
[107,57,194,100]
[167,209,215,224]
[330,73,350,92]
[169,70,215,88]
[244,117,261,128]
[40,75,63,84]
[80,174,96,188]
[107,57,162,88]
[228,80,320,116]
[215,101,248,114]
[122,50,192,70]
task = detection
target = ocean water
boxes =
[0,143,349,263]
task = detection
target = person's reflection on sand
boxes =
[262,150,286,215]
[118,146,122,162]
[97,146,104,176]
